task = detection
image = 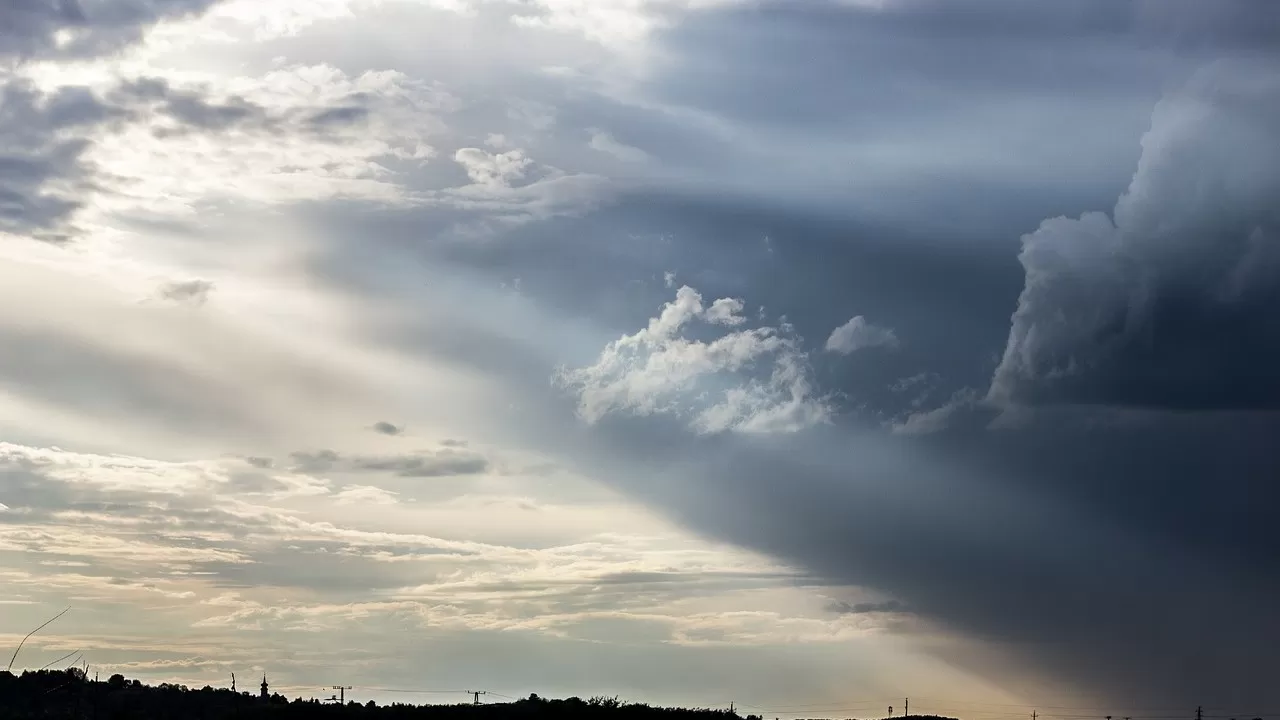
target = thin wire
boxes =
[741,700,891,709]
[910,699,1195,712]
[351,687,472,694]
[6,606,71,672]
[38,649,80,671]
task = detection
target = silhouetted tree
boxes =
[0,670,968,720]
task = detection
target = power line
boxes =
[739,700,892,711]
[350,687,471,694]
[39,649,80,671]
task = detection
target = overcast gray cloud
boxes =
[0,80,116,242]
[0,0,224,61]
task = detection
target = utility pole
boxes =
[469,690,487,705]
[332,686,352,704]
[1197,708,1203,720]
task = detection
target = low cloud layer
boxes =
[287,447,491,478]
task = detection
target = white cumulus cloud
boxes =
[555,285,830,434]
[825,315,900,355]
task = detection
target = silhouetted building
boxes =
[260,675,269,700]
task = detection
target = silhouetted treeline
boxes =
[1,670,954,720]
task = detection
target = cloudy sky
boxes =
[2,0,1278,714]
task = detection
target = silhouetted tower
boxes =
[333,686,352,704]
[470,691,487,705]
[260,674,269,699]
[231,673,236,693]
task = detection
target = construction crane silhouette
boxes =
[468,690,487,705]
[332,686,353,704]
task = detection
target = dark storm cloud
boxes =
[1134,0,1280,50]
[769,48,1280,704]
[302,189,1257,716]
[989,57,1280,410]
[649,1,1165,161]
[478,8,1280,705]
[657,0,1147,129]
[544,28,1280,706]
[627,0,1280,241]
[537,403,1280,707]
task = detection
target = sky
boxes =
[1,0,1278,715]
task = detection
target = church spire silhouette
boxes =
[260,674,268,699]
